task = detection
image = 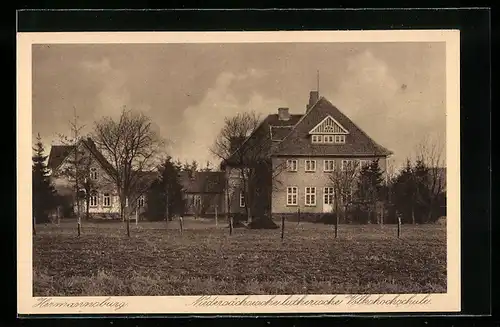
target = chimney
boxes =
[306,90,319,112]
[278,107,290,121]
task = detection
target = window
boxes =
[286,159,298,172]
[103,193,111,207]
[138,195,145,207]
[324,135,334,143]
[239,191,246,208]
[193,195,201,207]
[311,134,345,144]
[305,160,316,172]
[341,159,358,171]
[305,187,316,206]
[311,135,323,144]
[334,135,346,144]
[360,160,371,168]
[324,187,334,205]
[286,187,298,206]
[90,167,98,180]
[324,160,335,172]
[89,194,98,207]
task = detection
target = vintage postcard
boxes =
[17,30,460,315]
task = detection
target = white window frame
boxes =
[286,159,298,172]
[323,160,335,172]
[239,191,246,208]
[341,159,358,171]
[138,195,145,207]
[324,187,334,205]
[334,135,346,144]
[311,135,324,144]
[305,159,316,172]
[305,187,317,206]
[90,167,98,180]
[89,194,98,207]
[286,186,298,206]
[324,135,335,143]
[103,193,111,207]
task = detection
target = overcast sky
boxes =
[32,42,446,170]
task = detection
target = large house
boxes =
[222,91,393,221]
[48,137,155,219]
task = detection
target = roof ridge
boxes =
[223,115,270,165]
[273,96,324,151]
[321,97,393,156]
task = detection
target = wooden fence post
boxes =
[215,205,218,227]
[229,216,233,235]
[281,216,285,241]
[297,208,300,225]
[135,207,138,226]
[77,213,81,237]
[397,215,401,238]
[179,216,183,234]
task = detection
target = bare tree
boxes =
[210,112,261,224]
[415,136,446,222]
[92,108,166,237]
[211,111,289,226]
[57,107,88,236]
[329,160,360,237]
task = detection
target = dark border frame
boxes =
[11,7,492,325]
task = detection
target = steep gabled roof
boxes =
[47,138,118,177]
[178,171,225,193]
[223,114,286,167]
[223,96,392,167]
[47,145,74,170]
[270,126,294,141]
[81,138,117,177]
[275,97,393,157]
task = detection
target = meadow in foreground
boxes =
[33,218,446,296]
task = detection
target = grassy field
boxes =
[33,218,447,296]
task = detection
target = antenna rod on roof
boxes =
[317,70,320,94]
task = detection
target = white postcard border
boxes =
[17,30,461,315]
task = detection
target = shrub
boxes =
[318,213,337,225]
[247,216,279,229]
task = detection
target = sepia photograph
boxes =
[17,30,460,314]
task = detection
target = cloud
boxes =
[80,58,131,120]
[326,50,446,164]
[174,69,285,165]
[81,58,113,73]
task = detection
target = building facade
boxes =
[178,171,225,217]
[48,138,151,219]
[222,91,393,221]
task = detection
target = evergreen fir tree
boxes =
[32,134,57,225]
[413,158,431,223]
[355,159,384,223]
[393,159,417,224]
[145,157,184,221]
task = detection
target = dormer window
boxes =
[311,135,323,143]
[311,134,346,144]
[334,135,346,144]
[309,115,349,145]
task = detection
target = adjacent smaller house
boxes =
[48,137,155,219]
[178,171,226,217]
